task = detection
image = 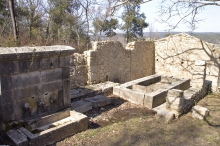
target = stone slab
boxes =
[84,95,112,108]
[6,129,28,146]
[85,81,119,96]
[70,88,95,101]
[71,100,92,113]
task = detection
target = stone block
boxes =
[193,66,206,73]
[59,56,70,67]
[41,81,62,93]
[41,68,62,83]
[6,129,28,146]
[0,61,18,75]
[40,58,53,70]
[63,79,70,89]
[167,89,183,98]
[113,86,120,96]
[195,60,206,66]
[62,67,70,79]
[174,79,190,90]
[144,90,167,109]
[70,88,95,101]
[14,85,41,101]
[120,88,145,106]
[12,72,41,88]
[1,75,13,92]
[63,89,71,107]
[84,95,112,108]
[192,105,209,120]
[1,91,14,103]
[18,59,40,73]
[71,100,92,113]
[166,89,186,117]
[2,103,15,122]
[155,108,175,124]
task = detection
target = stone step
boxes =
[84,95,112,108]
[71,100,92,113]
[70,88,95,101]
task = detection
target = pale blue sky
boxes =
[140,1,220,32]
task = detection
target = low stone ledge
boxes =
[192,105,209,120]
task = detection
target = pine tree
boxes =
[121,0,148,43]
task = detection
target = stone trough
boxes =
[113,74,190,109]
[6,110,87,146]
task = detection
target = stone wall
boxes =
[71,41,155,87]
[70,53,88,88]
[155,33,220,92]
[0,46,75,122]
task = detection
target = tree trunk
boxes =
[8,0,19,44]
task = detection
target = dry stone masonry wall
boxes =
[155,33,220,92]
[71,41,155,87]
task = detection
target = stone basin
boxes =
[6,110,88,146]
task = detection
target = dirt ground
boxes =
[54,93,220,146]
[1,93,220,146]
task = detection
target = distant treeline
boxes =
[144,32,220,44]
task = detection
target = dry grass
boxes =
[55,93,220,146]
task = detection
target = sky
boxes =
[139,0,220,32]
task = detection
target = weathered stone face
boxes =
[71,41,155,87]
[155,33,220,92]
[0,46,75,122]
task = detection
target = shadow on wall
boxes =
[71,41,155,88]
[155,33,220,92]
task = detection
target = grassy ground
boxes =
[55,93,220,146]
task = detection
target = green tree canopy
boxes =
[121,0,148,43]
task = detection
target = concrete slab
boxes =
[71,100,92,113]
[6,129,28,146]
[84,95,112,108]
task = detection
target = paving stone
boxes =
[71,100,92,113]
[84,95,112,108]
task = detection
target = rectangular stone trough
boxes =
[113,74,190,109]
[6,110,88,146]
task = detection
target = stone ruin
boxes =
[0,33,217,145]
[0,46,87,146]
